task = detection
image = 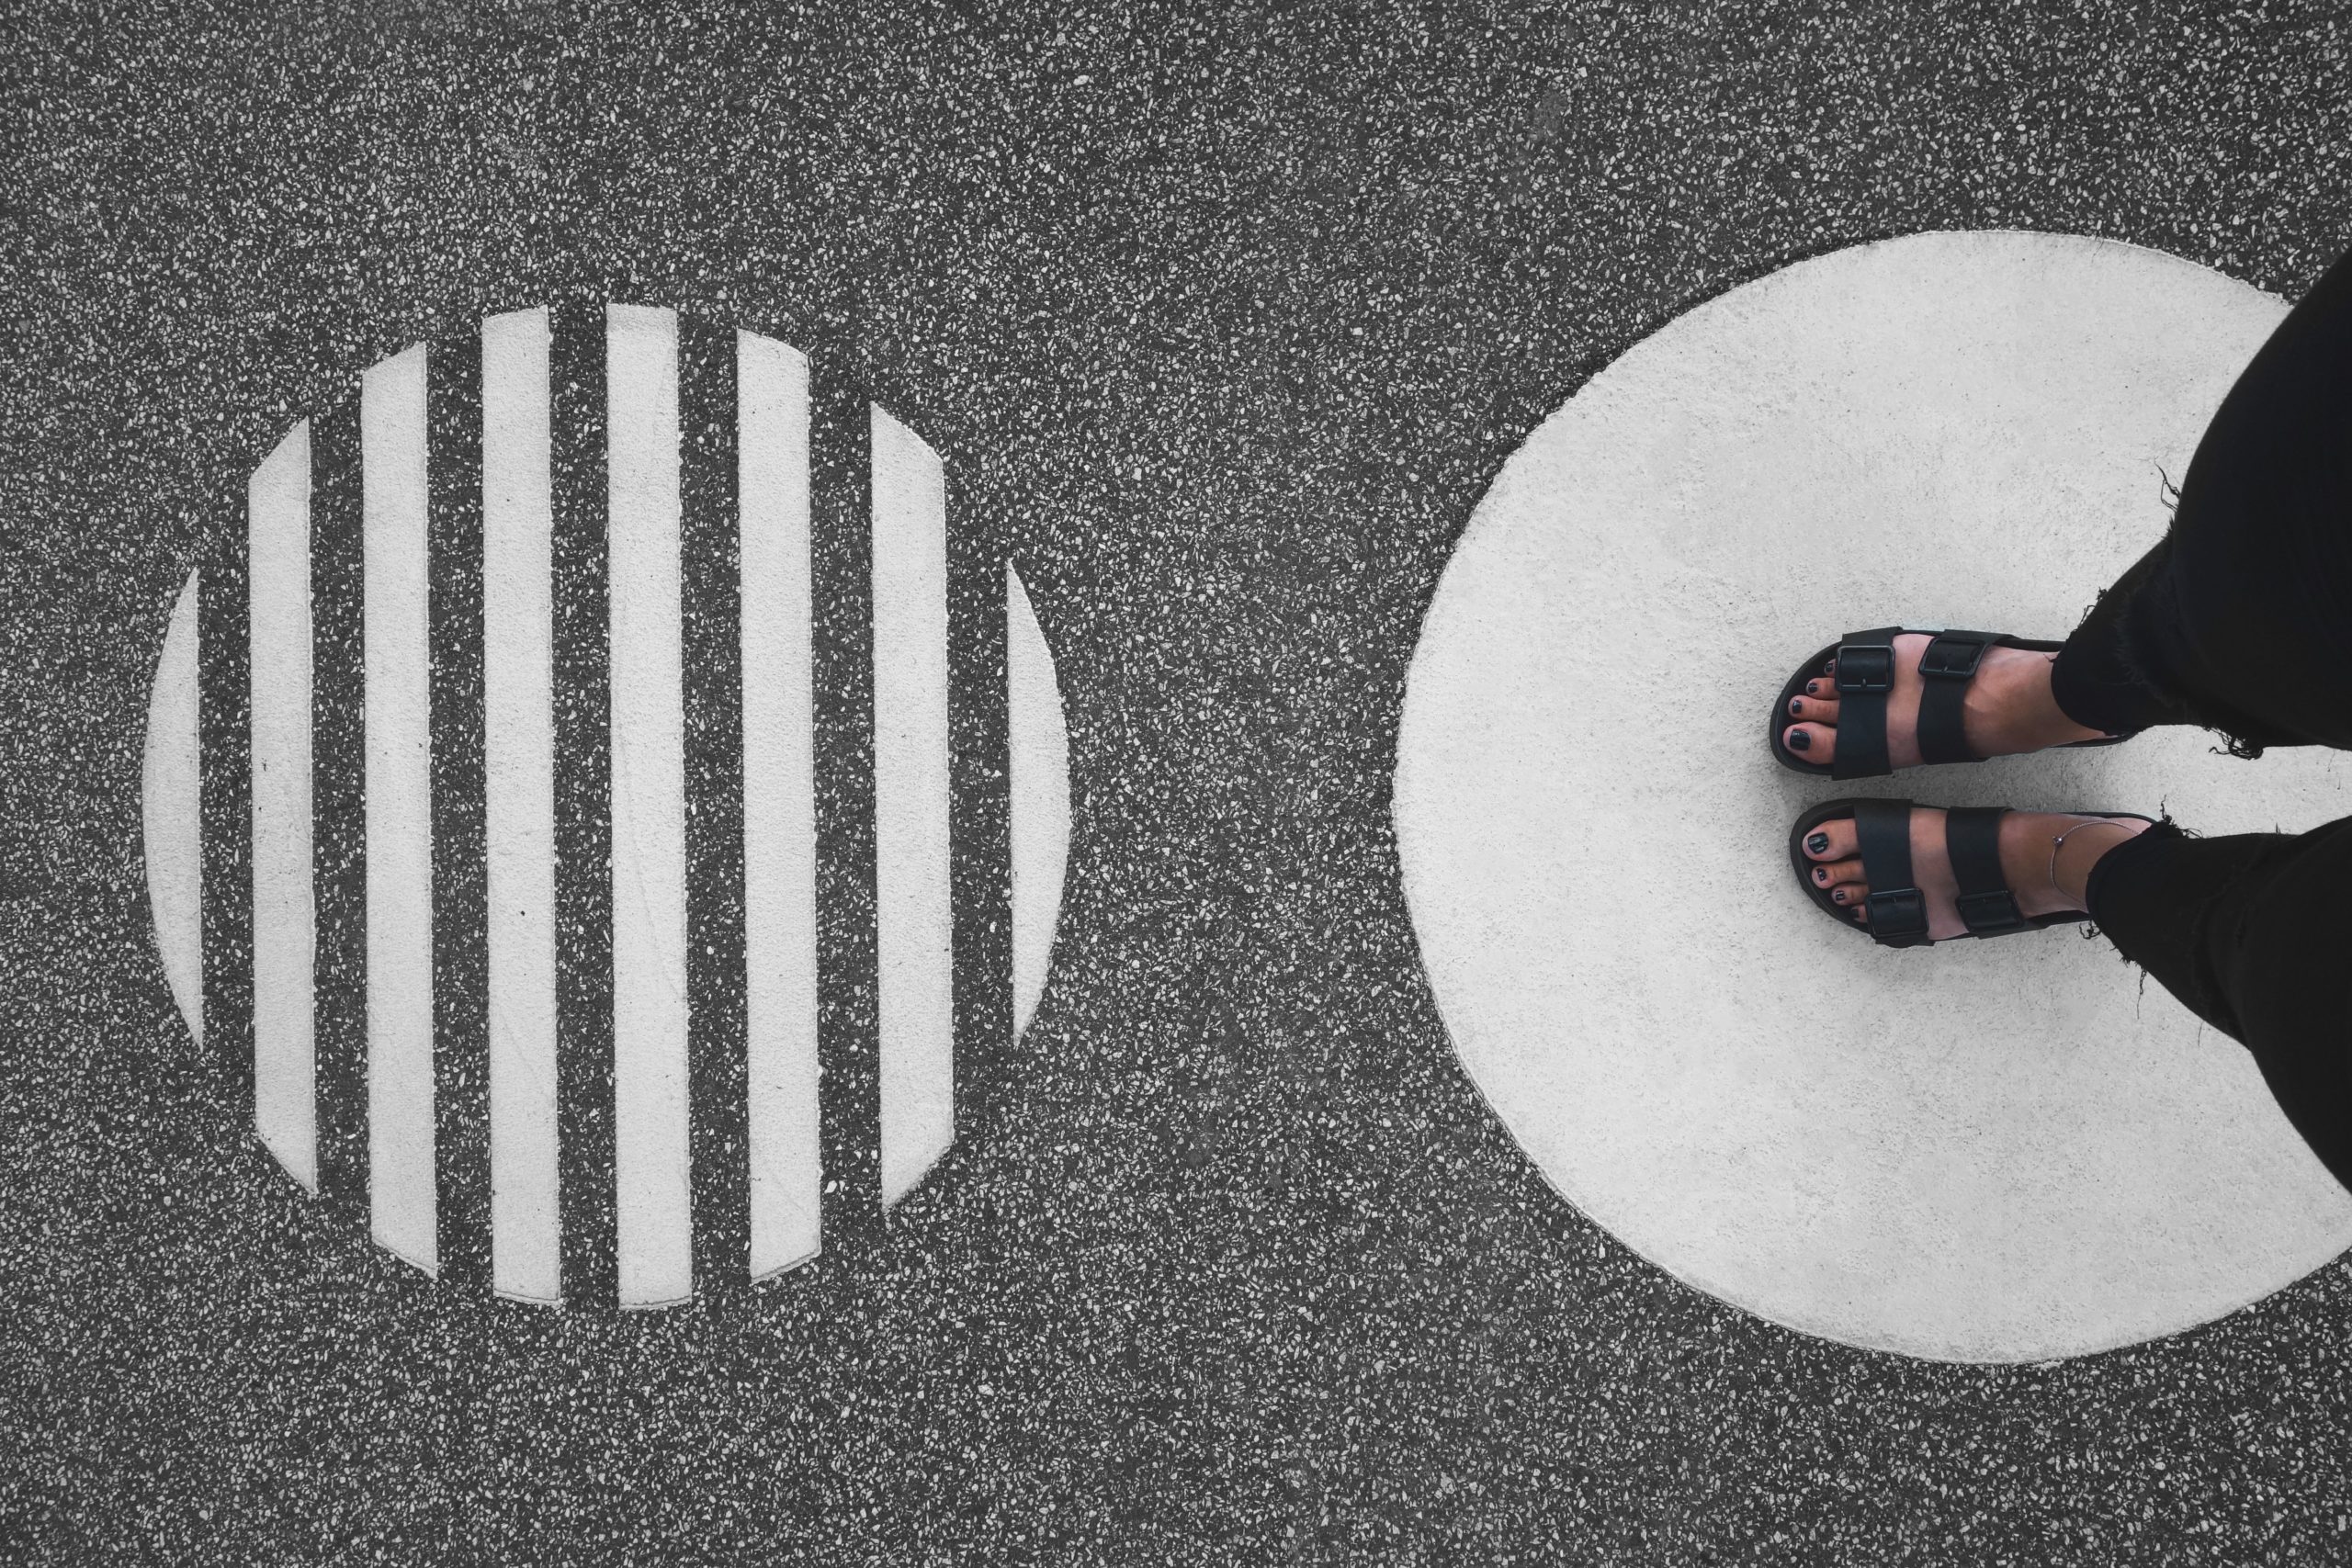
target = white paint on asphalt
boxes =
[606,305,693,1306]
[1007,562,1069,1043]
[249,422,316,1191]
[739,330,821,1277]
[482,308,562,1303]
[163,308,1073,1303]
[144,567,203,1047]
[1395,231,2352,1362]
[871,406,954,1209]
[363,344,438,1272]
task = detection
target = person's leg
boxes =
[1797,243,2352,765]
[2043,535,2202,737]
[2086,818,2352,1193]
[2051,243,2352,752]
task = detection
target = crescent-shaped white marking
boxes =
[143,566,204,1047]
[1008,561,1069,1043]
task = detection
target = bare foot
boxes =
[1799,807,2150,941]
[1782,635,2111,770]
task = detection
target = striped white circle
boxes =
[1396,231,2352,1361]
[141,306,1072,1308]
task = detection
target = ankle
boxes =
[1995,812,2146,915]
[1963,649,2111,752]
[2045,817,2148,910]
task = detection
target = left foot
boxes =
[1799,807,2152,941]
[1783,635,2112,770]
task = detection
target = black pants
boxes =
[2048,242,2352,1193]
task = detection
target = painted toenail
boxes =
[1788,730,1811,751]
[1832,889,1846,903]
[1789,697,1804,716]
[1805,682,1820,695]
[1815,867,1828,883]
[1806,832,1828,853]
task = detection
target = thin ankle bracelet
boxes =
[2048,818,2136,903]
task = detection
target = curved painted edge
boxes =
[1008,559,1071,1044]
[141,565,204,1048]
[1015,557,1077,1048]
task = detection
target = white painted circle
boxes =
[1396,231,2352,1362]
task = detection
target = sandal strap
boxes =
[1850,796,1930,947]
[1944,806,2029,935]
[1916,631,1996,766]
[1829,626,1901,779]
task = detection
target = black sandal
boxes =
[1770,626,2125,779]
[1788,797,2155,950]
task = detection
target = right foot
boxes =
[1781,634,2113,770]
[1801,806,2151,940]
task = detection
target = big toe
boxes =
[1784,722,1837,762]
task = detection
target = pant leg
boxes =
[2050,242,2352,751]
[2086,819,2352,1194]
[2045,534,2217,737]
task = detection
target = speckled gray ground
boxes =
[6,3,2352,1562]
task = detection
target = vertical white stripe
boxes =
[871,406,954,1207]
[250,426,316,1190]
[738,332,820,1276]
[364,344,438,1273]
[145,566,204,1046]
[1006,562,1070,1043]
[606,305,692,1305]
[482,309,561,1303]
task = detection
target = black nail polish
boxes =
[1789,697,1804,716]
[1807,832,1829,853]
[1832,889,1846,903]
[1815,867,1828,883]
[1788,729,1810,752]
[1805,682,1820,696]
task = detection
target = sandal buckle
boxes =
[1865,886,1929,942]
[1918,636,1987,681]
[1835,643,1895,694]
[1956,888,2026,934]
